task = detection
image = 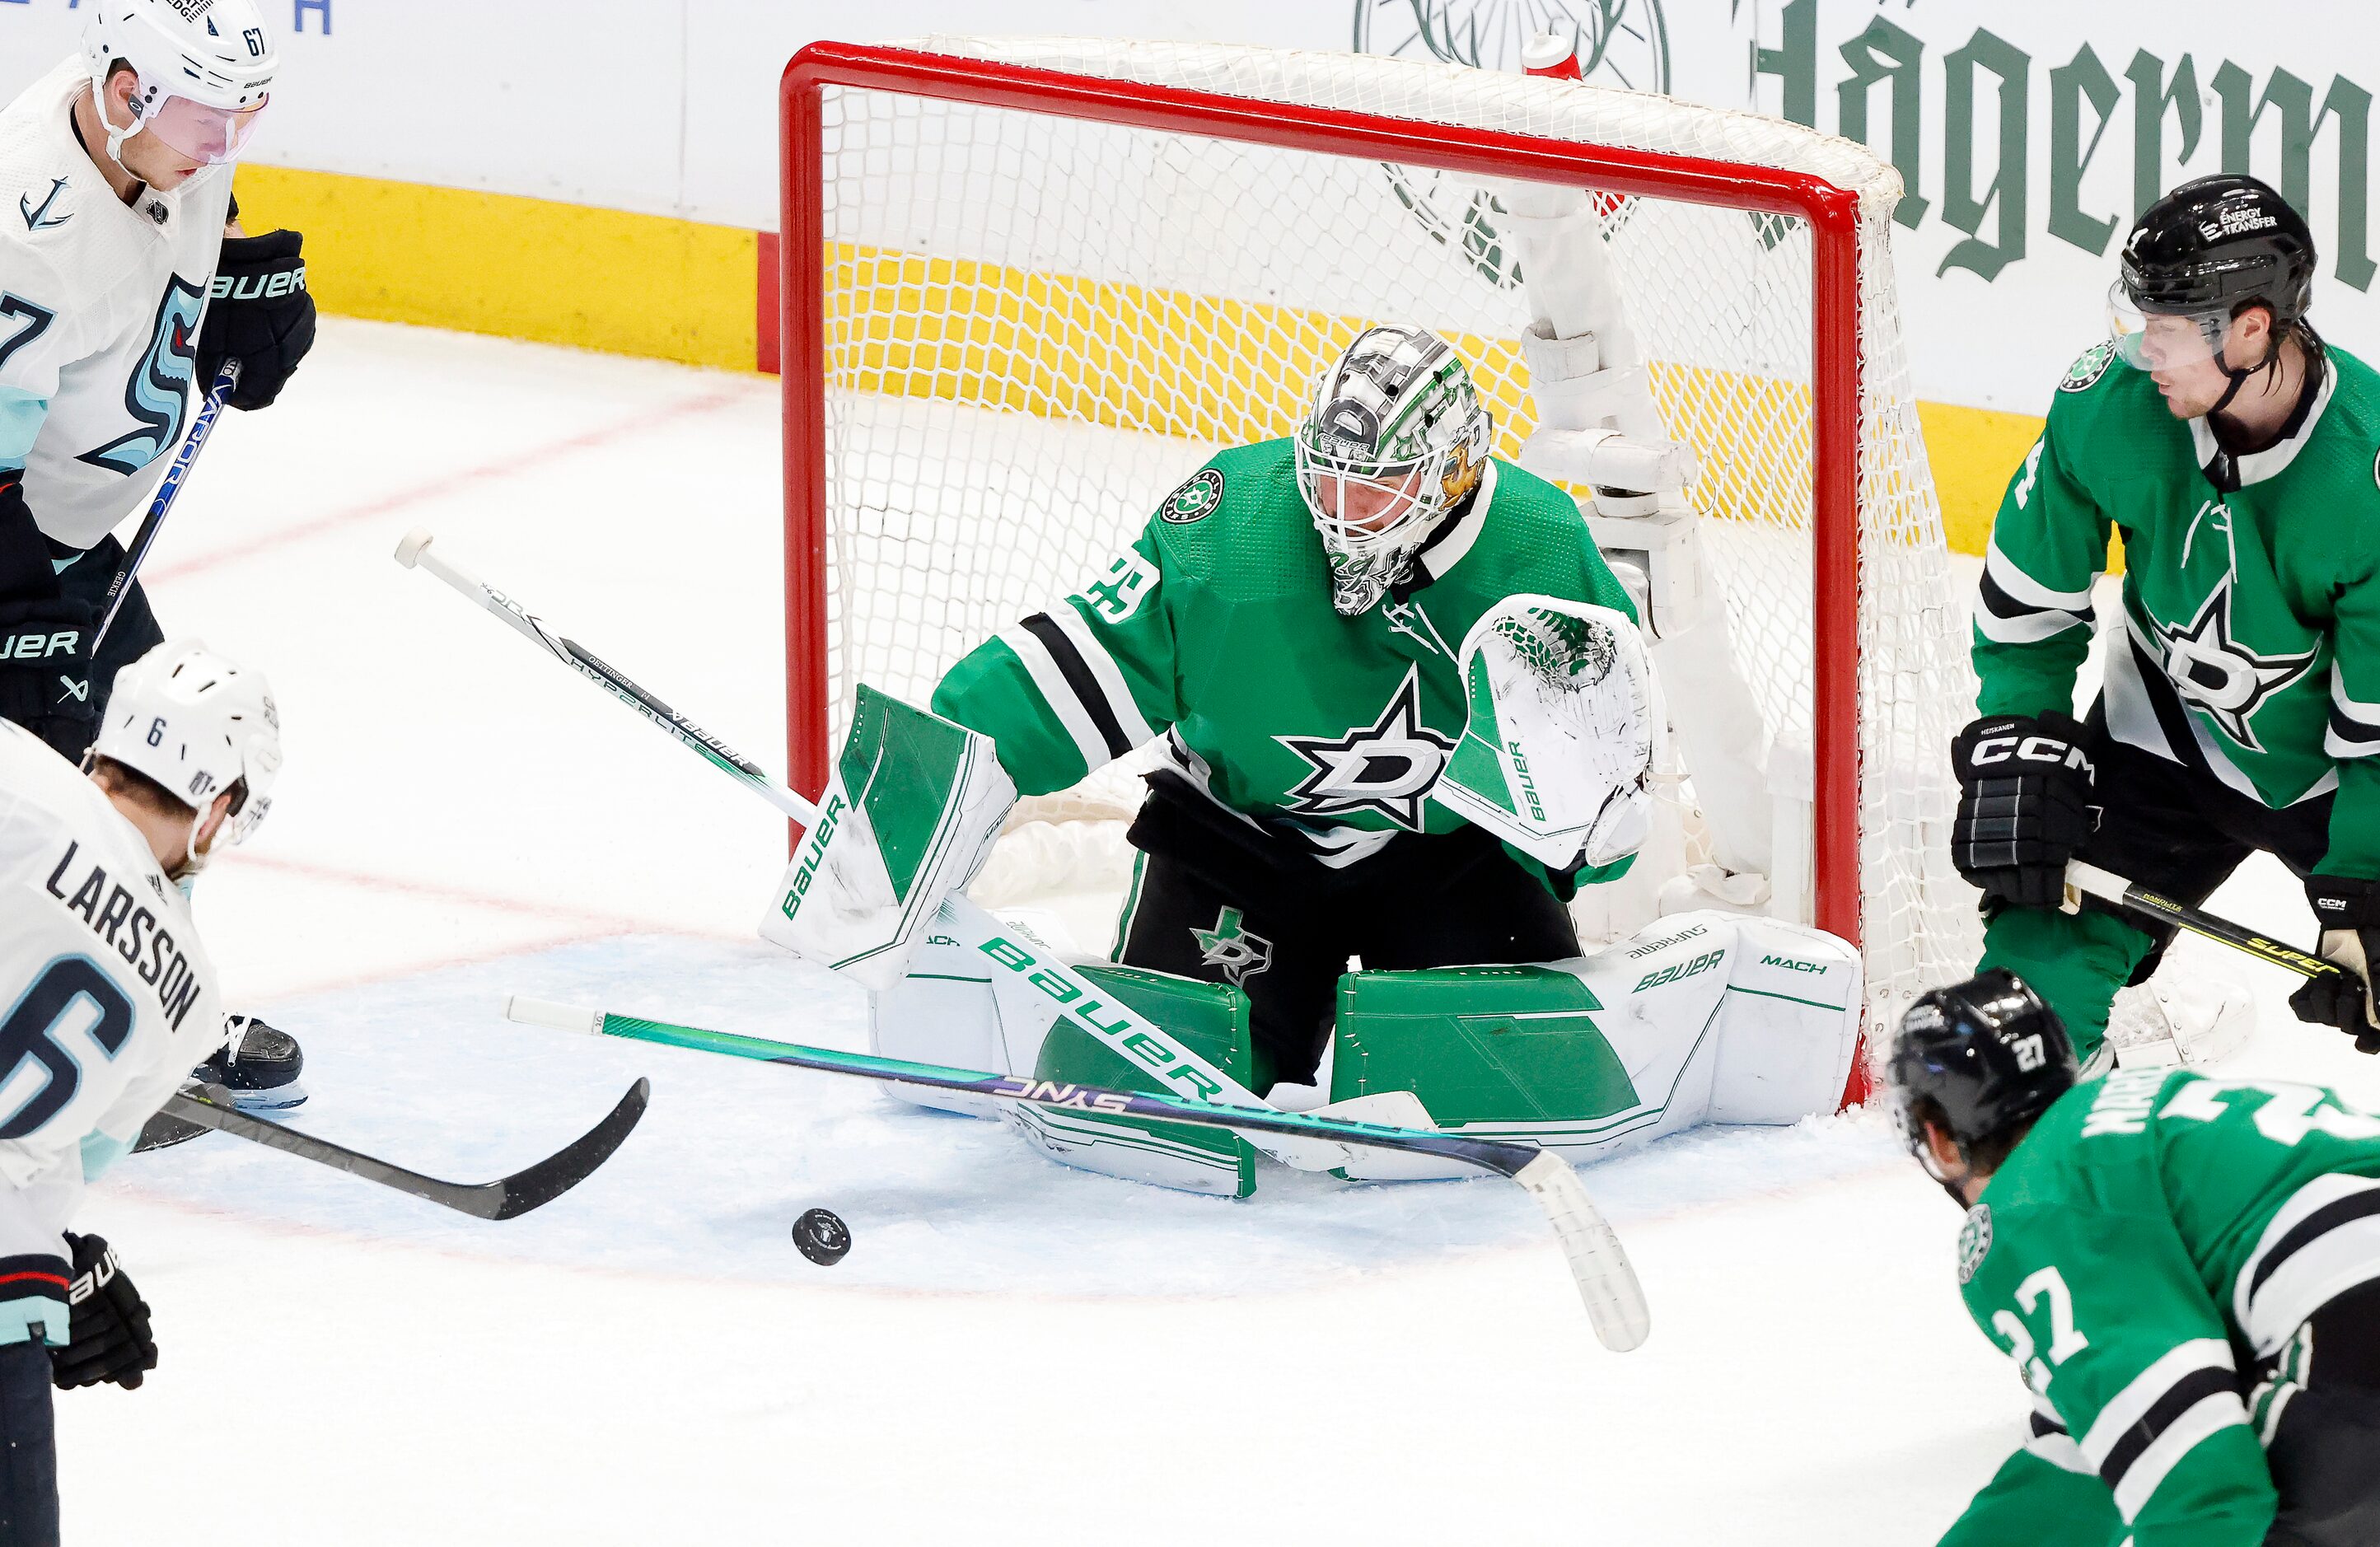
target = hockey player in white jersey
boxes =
[0,0,312,759]
[0,638,276,1545]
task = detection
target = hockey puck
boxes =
[792,1208,851,1266]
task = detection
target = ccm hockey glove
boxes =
[2293,876,2380,1054]
[49,1234,155,1391]
[1951,712,2096,909]
[199,230,315,410]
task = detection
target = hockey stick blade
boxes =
[507,995,1650,1350]
[157,1077,650,1221]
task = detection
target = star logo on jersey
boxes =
[19,178,70,232]
[1191,906,1272,986]
[1957,1205,1993,1285]
[1274,666,1455,830]
[2151,571,2317,753]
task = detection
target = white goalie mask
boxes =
[91,639,282,853]
[1295,326,1493,617]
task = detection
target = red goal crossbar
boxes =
[775,39,1868,959]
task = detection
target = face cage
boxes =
[1294,438,1455,615]
[2108,281,2231,371]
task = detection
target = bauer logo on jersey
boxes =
[1274,666,1456,830]
[2060,342,2116,393]
[1159,469,1224,524]
[1957,1204,1993,1285]
[1072,549,1158,624]
[2151,570,2317,753]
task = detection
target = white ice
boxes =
[60,319,2380,1545]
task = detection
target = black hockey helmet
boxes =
[2119,173,2316,324]
[1887,970,2078,1176]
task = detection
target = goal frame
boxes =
[775,38,1867,952]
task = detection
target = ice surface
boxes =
[52,319,2380,1545]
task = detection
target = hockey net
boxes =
[780,36,1982,1051]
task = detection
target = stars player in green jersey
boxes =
[1887,971,2380,1545]
[918,325,1645,1094]
[1952,174,2380,1063]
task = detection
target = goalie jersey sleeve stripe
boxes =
[991,622,1115,778]
[1037,605,1157,753]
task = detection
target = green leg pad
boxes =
[1980,905,2156,1066]
[1026,964,1258,1198]
[1331,965,1643,1125]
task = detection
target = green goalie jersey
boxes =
[930,438,1638,883]
[1976,341,2380,876]
[1941,1067,2380,1547]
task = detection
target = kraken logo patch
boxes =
[1192,905,1272,986]
[1274,665,1456,830]
[2151,572,2317,753]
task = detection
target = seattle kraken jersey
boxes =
[1975,340,2380,877]
[0,57,232,552]
[930,439,1639,880]
[1942,1068,2380,1546]
[0,720,222,1346]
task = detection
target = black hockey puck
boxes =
[793,1208,851,1266]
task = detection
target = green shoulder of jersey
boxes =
[1943,1068,2380,1543]
[929,438,1634,878]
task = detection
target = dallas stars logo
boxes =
[2153,572,2317,753]
[1274,666,1455,830]
[1191,906,1272,986]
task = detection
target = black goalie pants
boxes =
[1112,771,1578,1093]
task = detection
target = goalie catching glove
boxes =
[760,685,1015,992]
[1431,595,1653,872]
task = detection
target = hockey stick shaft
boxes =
[392,531,1279,1124]
[2064,860,2353,984]
[506,996,1649,1350]
[157,1076,649,1221]
[92,362,240,655]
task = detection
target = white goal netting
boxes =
[797,36,1982,1037]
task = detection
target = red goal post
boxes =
[775,37,1977,1057]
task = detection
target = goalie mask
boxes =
[1296,326,1493,617]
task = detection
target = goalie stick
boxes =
[505,996,1649,1350]
[390,529,1647,1346]
[394,529,1370,1167]
[156,1077,649,1220]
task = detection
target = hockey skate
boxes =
[133,1018,306,1152]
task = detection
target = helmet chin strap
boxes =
[93,80,141,166]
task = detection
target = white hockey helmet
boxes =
[82,0,276,166]
[91,640,281,846]
[1295,325,1493,616]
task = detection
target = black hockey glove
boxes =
[2291,876,2380,1054]
[0,595,99,761]
[49,1234,155,1391]
[198,229,315,410]
[1950,712,2096,909]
